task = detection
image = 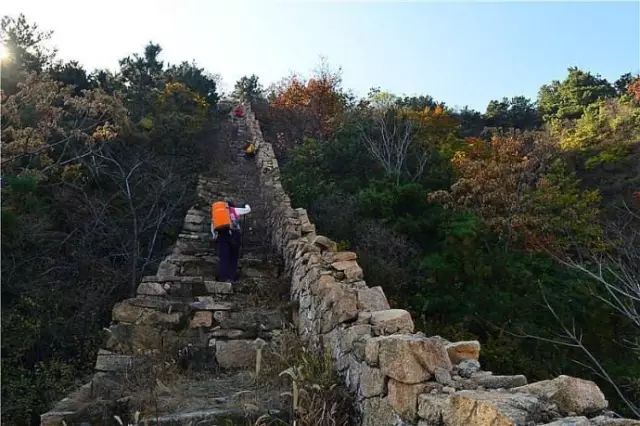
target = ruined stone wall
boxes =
[243,103,635,426]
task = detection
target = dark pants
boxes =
[216,230,241,282]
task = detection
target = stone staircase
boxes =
[41,112,291,425]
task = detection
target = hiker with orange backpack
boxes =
[211,200,251,282]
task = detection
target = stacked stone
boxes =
[243,102,639,426]
[42,170,287,425]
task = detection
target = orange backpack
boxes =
[211,201,231,230]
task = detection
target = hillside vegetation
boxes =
[247,63,640,416]
[1,15,222,424]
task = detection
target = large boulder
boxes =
[361,397,401,426]
[516,375,608,415]
[444,390,556,425]
[366,309,414,335]
[357,287,391,312]
[387,379,426,420]
[418,393,450,425]
[377,335,452,384]
[359,364,386,398]
[446,341,480,364]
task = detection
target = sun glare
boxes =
[0,44,8,61]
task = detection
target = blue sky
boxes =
[4,0,639,110]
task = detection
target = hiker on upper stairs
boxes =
[211,200,251,282]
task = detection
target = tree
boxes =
[119,42,165,120]
[454,106,485,137]
[614,72,635,96]
[485,96,540,130]
[166,60,218,105]
[49,60,91,94]
[269,59,346,152]
[1,14,57,94]
[538,67,615,121]
[233,74,264,104]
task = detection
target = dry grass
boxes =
[259,329,356,426]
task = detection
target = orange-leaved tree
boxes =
[269,60,346,155]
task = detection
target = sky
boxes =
[3,0,639,111]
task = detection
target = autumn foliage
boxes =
[268,63,346,154]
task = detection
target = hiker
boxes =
[211,200,251,282]
[243,142,256,158]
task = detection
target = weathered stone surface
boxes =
[157,260,179,277]
[190,297,234,311]
[189,311,213,328]
[331,260,358,271]
[387,379,426,420]
[105,324,163,353]
[333,251,357,262]
[112,301,145,323]
[317,281,358,332]
[457,359,481,378]
[359,364,386,398]
[313,235,337,252]
[591,416,640,425]
[446,340,480,364]
[361,397,401,426]
[95,349,134,372]
[136,282,167,296]
[357,287,390,312]
[418,393,450,424]
[364,336,384,366]
[444,390,554,426]
[215,340,257,369]
[378,335,452,384]
[204,281,233,294]
[542,417,593,426]
[368,309,414,335]
[516,375,608,415]
[434,367,454,387]
[473,374,527,389]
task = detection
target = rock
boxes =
[591,415,640,425]
[204,281,233,294]
[157,259,181,278]
[446,340,480,364]
[357,287,391,312]
[344,263,364,281]
[516,375,608,415]
[473,374,527,389]
[434,367,454,386]
[136,282,167,296]
[364,336,384,366]
[190,297,234,311]
[95,349,134,372]
[317,281,358,333]
[112,301,145,323]
[457,359,481,378]
[359,365,386,398]
[215,340,257,369]
[542,417,593,426]
[105,324,163,353]
[378,335,452,384]
[444,390,555,425]
[368,309,414,335]
[387,379,426,420]
[418,393,449,424]
[331,260,358,271]
[313,235,337,252]
[209,328,245,339]
[189,311,213,328]
[361,397,401,426]
[443,386,455,393]
[333,251,357,262]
